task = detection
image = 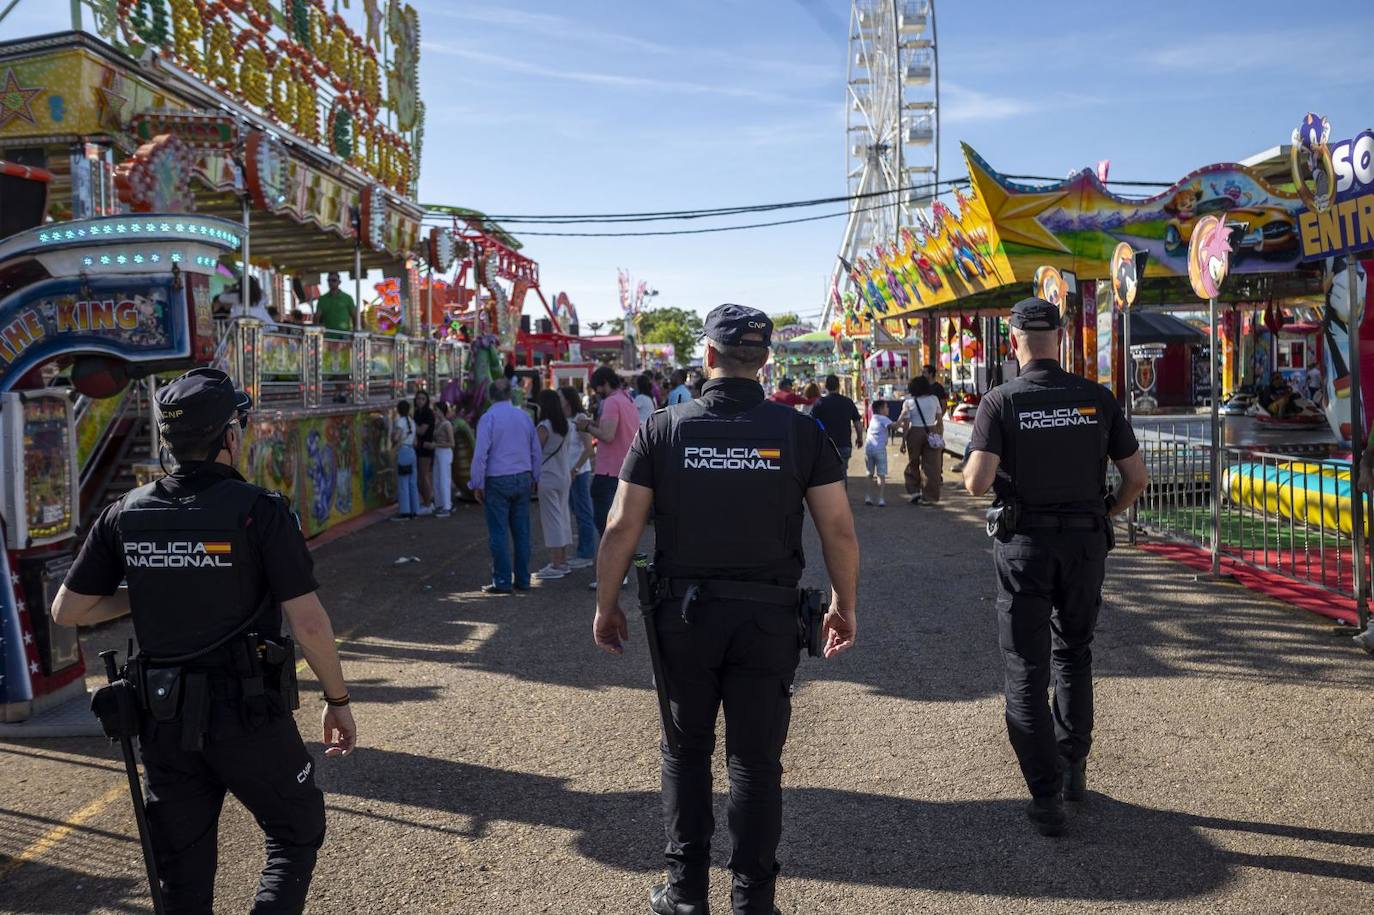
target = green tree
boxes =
[769,311,803,328]
[636,306,704,365]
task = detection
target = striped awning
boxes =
[866,349,908,370]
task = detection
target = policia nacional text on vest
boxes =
[597,303,857,915]
[968,296,1142,840]
[74,368,335,915]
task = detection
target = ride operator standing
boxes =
[963,298,1147,838]
[593,304,860,915]
[51,368,356,914]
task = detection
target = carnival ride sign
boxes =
[0,276,188,391]
[1293,115,1374,261]
[99,0,422,195]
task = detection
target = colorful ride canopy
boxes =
[0,214,240,391]
[847,144,1307,320]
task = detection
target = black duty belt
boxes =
[666,578,799,607]
[1019,513,1104,531]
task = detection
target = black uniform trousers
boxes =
[138,700,326,915]
[993,528,1108,798]
[656,597,801,915]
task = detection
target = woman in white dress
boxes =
[534,388,574,579]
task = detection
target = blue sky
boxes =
[6,0,1374,326]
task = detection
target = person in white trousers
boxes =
[432,401,455,517]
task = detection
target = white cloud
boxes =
[422,41,826,106]
[940,81,1102,125]
[422,3,675,55]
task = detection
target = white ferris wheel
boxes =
[830,1,940,317]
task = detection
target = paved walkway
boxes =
[1,452,1370,913]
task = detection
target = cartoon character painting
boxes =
[1187,213,1234,300]
[1290,112,1334,213]
[1110,242,1139,309]
[1034,265,1066,311]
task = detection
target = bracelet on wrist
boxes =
[322,692,350,707]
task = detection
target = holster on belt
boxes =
[228,632,270,729]
[260,636,300,711]
[90,661,143,740]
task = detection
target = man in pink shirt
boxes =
[577,365,642,589]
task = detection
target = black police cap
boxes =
[1009,297,1062,331]
[155,368,252,442]
[701,303,773,347]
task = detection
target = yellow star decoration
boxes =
[0,67,43,130]
[964,146,1070,253]
[95,68,129,134]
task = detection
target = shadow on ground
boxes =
[323,748,1374,899]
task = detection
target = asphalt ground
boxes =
[1,449,1371,914]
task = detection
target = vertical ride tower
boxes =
[830,1,940,321]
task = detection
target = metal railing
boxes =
[1118,421,1369,609]
[216,318,468,412]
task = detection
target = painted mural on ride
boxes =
[845,144,1311,324]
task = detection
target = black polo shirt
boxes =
[810,391,861,452]
[969,359,1138,511]
[65,462,317,604]
[621,376,844,583]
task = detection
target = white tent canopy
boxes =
[866,349,908,370]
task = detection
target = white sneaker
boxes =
[533,564,569,580]
[417,505,434,517]
[566,557,594,569]
[587,579,599,591]
[864,496,873,505]
[877,499,886,507]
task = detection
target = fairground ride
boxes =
[829,0,940,322]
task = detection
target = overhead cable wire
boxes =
[477,186,970,237]
[421,177,971,225]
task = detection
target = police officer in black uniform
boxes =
[593,305,861,915]
[52,368,357,914]
[963,298,1148,836]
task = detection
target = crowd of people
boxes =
[396,365,709,593]
[394,358,961,592]
[771,364,952,510]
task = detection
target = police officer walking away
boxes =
[963,298,1147,837]
[51,367,356,913]
[593,304,860,915]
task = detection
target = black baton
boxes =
[634,555,679,755]
[100,650,167,915]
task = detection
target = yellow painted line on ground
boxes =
[0,783,126,881]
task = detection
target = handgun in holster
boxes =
[986,500,1021,539]
[229,632,271,732]
[259,636,300,711]
[798,588,827,658]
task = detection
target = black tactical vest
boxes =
[652,399,805,577]
[1002,383,1109,510]
[116,475,275,659]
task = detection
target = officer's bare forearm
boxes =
[282,592,348,698]
[1109,451,1149,515]
[597,481,653,611]
[50,585,129,627]
[806,482,859,611]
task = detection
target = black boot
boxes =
[1062,758,1087,802]
[650,883,710,915]
[1026,795,1066,837]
